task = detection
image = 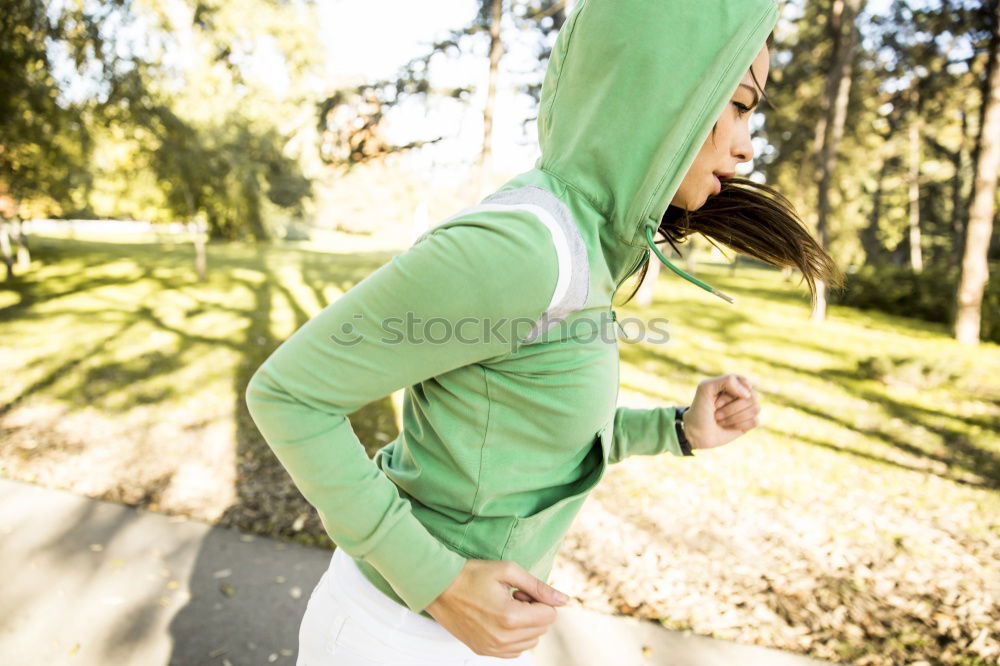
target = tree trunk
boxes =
[14,217,30,272]
[0,220,13,281]
[478,0,504,198]
[862,158,887,264]
[192,218,207,282]
[907,108,923,272]
[954,7,1000,344]
[949,109,970,272]
[811,0,863,322]
[242,176,268,241]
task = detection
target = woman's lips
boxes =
[712,173,722,195]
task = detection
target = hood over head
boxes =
[535,0,779,292]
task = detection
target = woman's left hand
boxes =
[684,374,761,451]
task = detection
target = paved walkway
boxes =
[0,477,831,665]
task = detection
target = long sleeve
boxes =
[244,212,559,615]
[606,406,684,464]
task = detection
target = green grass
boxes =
[616,262,1000,497]
[2,232,998,665]
[3,233,998,519]
[0,232,403,544]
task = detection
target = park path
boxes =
[0,476,831,666]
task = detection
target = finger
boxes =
[502,563,568,608]
[512,589,534,603]
[715,399,758,421]
[517,603,558,629]
[715,392,740,409]
[718,409,757,428]
[705,376,748,406]
[737,376,759,402]
[717,410,757,429]
[726,374,752,399]
[510,588,560,615]
[717,398,759,421]
[723,414,759,431]
[506,597,558,628]
[503,637,541,654]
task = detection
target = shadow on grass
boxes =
[3,236,995,665]
[3,235,403,543]
[609,294,999,490]
[743,351,1000,490]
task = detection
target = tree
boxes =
[812,0,866,322]
[317,0,567,186]
[764,0,980,286]
[481,0,504,175]
[129,0,321,241]
[954,1,1000,344]
[906,87,924,273]
[872,0,988,274]
[479,1,568,194]
[1,0,321,248]
[759,0,879,302]
[0,1,118,216]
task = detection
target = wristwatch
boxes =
[674,406,694,456]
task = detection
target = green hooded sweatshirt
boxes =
[245,0,777,620]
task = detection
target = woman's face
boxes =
[670,45,770,211]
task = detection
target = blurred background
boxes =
[1,1,998,665]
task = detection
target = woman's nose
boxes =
[733,126,754,163]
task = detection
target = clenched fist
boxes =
[684,373,761,451]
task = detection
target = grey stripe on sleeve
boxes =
[481,186,590,343]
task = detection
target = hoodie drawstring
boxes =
[644,226,734,304]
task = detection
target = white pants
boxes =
[297,547,539,666]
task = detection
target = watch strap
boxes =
[674,406,694,456]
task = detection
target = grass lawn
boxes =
[2,233,997,666]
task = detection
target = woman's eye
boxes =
[733,102,752,117]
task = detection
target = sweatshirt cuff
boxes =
[360,510,468,614]
[651,406,685,457]
[609,406,684,461]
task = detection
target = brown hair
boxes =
[620,30,844,309]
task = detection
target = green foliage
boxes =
[0,0,112,210]
[139,104,312,240]
[3,0,998,339]
[763,0,996,272]
[1,0,321,240]
[829,263,1000,343]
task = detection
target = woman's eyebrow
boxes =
[738,83,762,107]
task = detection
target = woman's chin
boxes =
[670,198,699,213]
[687,195,710,212]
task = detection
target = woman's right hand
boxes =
[425,558,569,658]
